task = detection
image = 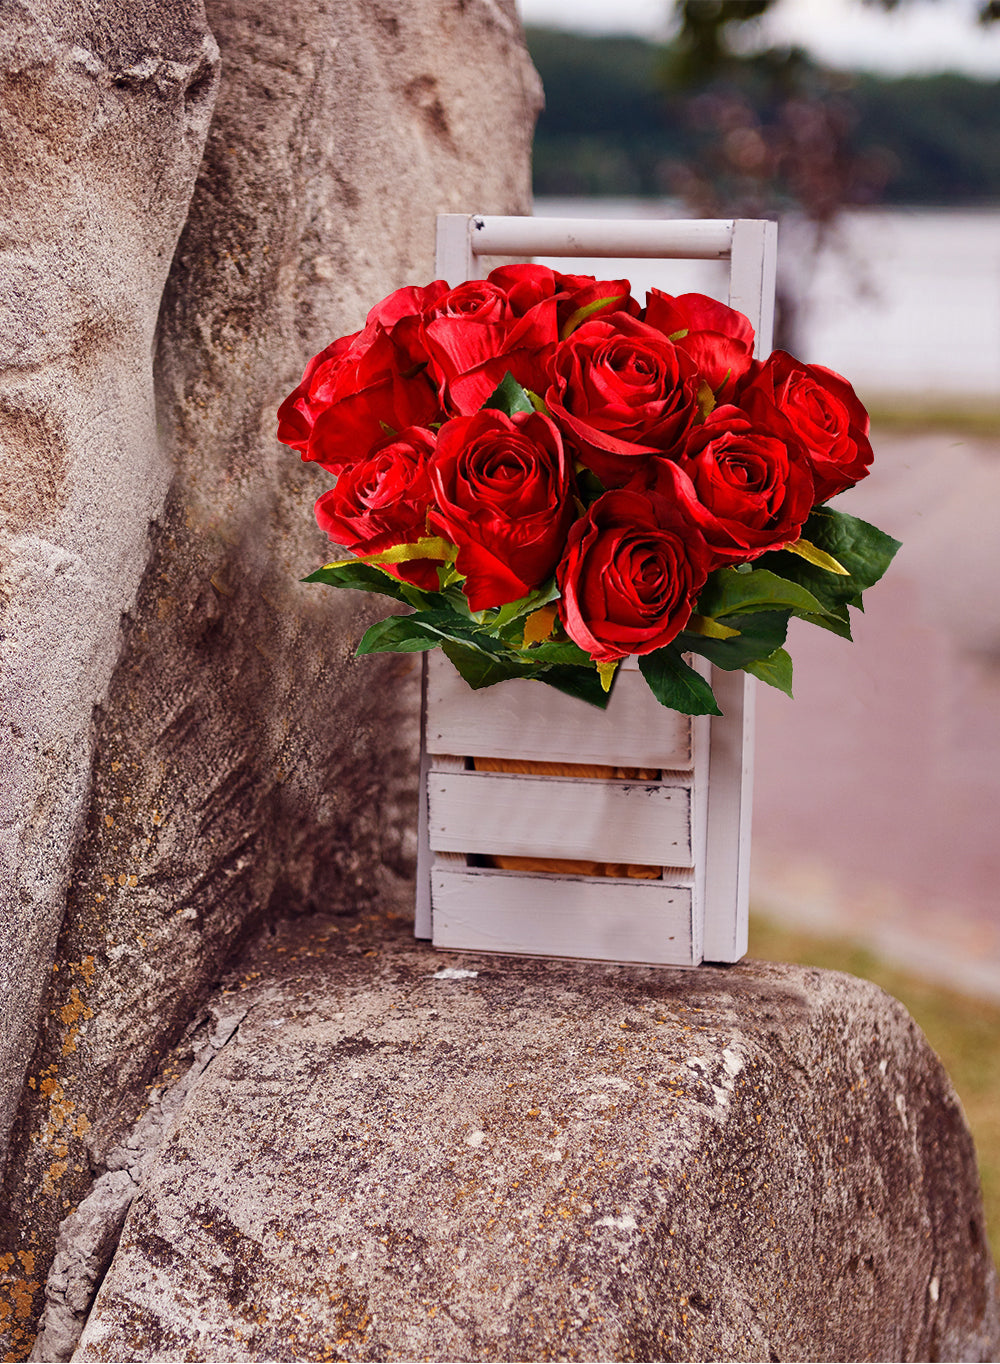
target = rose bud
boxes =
[545,313,701,487]
[428,410,574,612]
[743,350,873,502]
[556,488,712,663]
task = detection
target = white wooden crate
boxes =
[414,214,774,966]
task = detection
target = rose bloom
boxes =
[643,291,755,402]
[276,281,450,471]
[556,489,711,663]
[545,313,701,487]
[742,350,873,502]
[677,396,816,564]
[428,409,574,611]
[419,273,557,415]
[314,427,440,590]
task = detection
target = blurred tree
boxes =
[664,0,997,349]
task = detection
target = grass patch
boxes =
[867,398,1000,438]
[749,912,1000,1267]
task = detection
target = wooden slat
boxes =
[431,868,695,965]
[425,652,692,769]
[466,215,736,261]
[428,771,692,865]
[701,669,754,963]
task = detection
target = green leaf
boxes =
[538,664,613,709]
[440,639,533,690]
[487,578,560,631]
[481,372,534,417]
[304,560,419,602]
[678,611,791,670]
[697,566,825,620]
[799,603,853,641]
[759,507,901,614]
[638,646,722,716]
[520,637,595,667]
[746,647,794,697]
[560,293,629,340]
[785,537,849,575]
[355,614,447,655]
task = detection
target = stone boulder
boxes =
[0,1,541,1355]
[50,909,1000,1363]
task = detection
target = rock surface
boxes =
[67,910,999,1363]
[0,1,541,1356]
[0,0,219,1180]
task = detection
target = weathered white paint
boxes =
[425,651,692,769]
[417,214,774,964]
[428,770,692,865]
[430,868,695,965]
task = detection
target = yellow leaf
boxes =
[597,660,619,692]
[785,537,849,575]
[321,536,455,571]
[523,603,558,646]
[687,613,741,641]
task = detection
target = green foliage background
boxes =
[528,25,1000,205]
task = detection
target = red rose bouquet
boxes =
[278,265,898,714]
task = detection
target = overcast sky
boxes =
[517,0,1000,77]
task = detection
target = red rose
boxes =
[678,397,815,564]
[479,264,639,333]
[421,275,559,415]
[314,427,440,589]
[544,314,700,488]
[304,324,442,473]
[643,290,755,402]
[743,351,873,502]
[277,282,450,470]
[556,489,711,663]
[276,331,360,455]
[428,410,574,611]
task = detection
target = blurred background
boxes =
[516,0,1000,1250]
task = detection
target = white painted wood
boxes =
[419,213,772,964]
[728,218,778,354]
[701,669,754,963]
[428,771,692,866]
[435,213,476,285]
[425,651,692,769]
[466,215,736,261]
[431,868,695,965]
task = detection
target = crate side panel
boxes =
[428,772,692,865]
[426,652,691,768]
[430,868,695,964]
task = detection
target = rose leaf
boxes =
[697,566,824,621]
[677,610,791,670]
[745,647,794,697]
[481,372,535,417]
[638,646,723,716]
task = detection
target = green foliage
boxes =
[526,24,1000,205]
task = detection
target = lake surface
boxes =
[534,197,1000,402]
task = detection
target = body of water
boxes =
[533,198,1000,402]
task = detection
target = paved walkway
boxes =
[751,423,1000,1001]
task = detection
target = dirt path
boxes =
[751,424,1000,998]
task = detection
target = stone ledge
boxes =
[67,910,999,1362]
